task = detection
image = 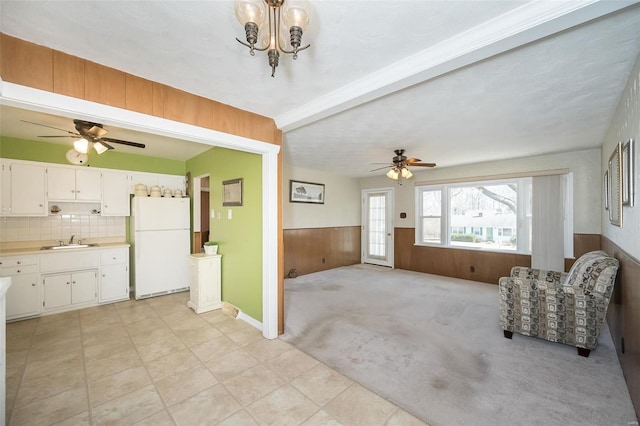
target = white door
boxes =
[11,163,47,215]
[102,171,130,216]
[361,189,394,267]
[43,274,72,310]
[75,169,102,201]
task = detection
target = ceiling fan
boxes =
[371,149,436,180]
[22,119,146,155]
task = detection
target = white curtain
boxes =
[532,174,568,271]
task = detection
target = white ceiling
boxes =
[1,1,640,177]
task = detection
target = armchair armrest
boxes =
[509,266,566,284]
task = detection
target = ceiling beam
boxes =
[275,0,639,133]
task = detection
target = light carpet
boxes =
[281,265,638,426]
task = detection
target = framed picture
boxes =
[622,138,634,207]
[289,180,325,204]
[608,142,622,227]
[604,170,609,211]
[222,178,243,206]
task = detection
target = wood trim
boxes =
[564,233,601,271]
[283,226,361,278]
[601,236,640,416]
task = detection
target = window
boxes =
[420,189,442,244]
[416,178,532,253]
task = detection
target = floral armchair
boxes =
[498,251,619,357]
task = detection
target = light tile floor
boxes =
[5,292,427,425]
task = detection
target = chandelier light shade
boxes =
[234,0,310,77]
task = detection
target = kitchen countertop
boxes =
[0,242,130,257]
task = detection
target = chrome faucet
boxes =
[69,235,75,245]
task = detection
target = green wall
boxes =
[0,136,185,174]
[186,147,263,322]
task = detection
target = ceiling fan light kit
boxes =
[375,149,436,181]
[234,0,310,77]
[22,118,146,161]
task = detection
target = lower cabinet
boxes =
[188,253,222,314]
[100,248,129,303]
[1,255,41,320]
[43,270,97,311]
[5,270,40,319]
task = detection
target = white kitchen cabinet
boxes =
[102,171,130,216]
[100,248,129,303]
[1,162,47,216]
[43,270,97,311]
[188,253,222,314]
[47,167,101,201]
[0,255,41,320]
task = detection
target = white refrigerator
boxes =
[131,197,190,299]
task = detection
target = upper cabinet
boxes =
[129,172,185,195]
[47,167,101,201]
[1,161,47,216]
[102,171,130,216]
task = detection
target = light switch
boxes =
[228,209,232,219]
[211,209,215,218]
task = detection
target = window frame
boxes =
[415,177,532,254]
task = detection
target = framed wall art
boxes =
[608,142,622,227]
[603,170,609,211]
[622,138,634,206]
[289,180,325,204]
[222,178,243,206]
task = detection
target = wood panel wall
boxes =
[602,237,640,416]
[0,33,286,332]
[395,229,603,284]
[0,34,279,144]
[283,227,361,277]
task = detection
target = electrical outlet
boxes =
[470,266,475,273]
[228,209,232,219]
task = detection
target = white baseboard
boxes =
[237,310,263,332]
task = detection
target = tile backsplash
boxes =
[0,215,126,243]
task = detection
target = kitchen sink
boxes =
[40,243,99,250]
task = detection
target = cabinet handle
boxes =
[102,274,106,277]
[16,269,21,273]
[16,261,21,265]
[67,282,70,285]
[72,281,76,284]
[31,283,36,286]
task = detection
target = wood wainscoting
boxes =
[283,227,361,277]
[395,229,602,284]
[602,237,640,416]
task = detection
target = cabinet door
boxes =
[43,274,72,310]
[6,272,40,319]
[102,171,130,216]
[1,162,10,216]
[10,163,47,215]
[100,264,129,302]
[72,270,97,304]
[75,169,102,201]
[47,167,76,200]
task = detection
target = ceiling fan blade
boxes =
[405,158,422,164]
[38,135,76,138]
[22,120,79,136]
[101,137,146,149]
[370,165,392,172]
[411,162,436,167]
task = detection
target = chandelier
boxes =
[234,0,310,77]
[386,166,413,181]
